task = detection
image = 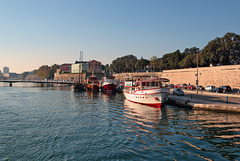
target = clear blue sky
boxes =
[0,0,240,73]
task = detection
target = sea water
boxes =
[0,83,239,160]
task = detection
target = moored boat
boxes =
[100,75,116,93]
[73,82,85,92]
[86,75,99,92]
[123,76,170,107]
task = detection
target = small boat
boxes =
[116,81,124,92]
[123,76,170,107]
[100,75,116,93]
[73,82,85,92]
[86,75,99,92]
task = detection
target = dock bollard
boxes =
[226,96,228,104]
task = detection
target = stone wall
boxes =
[162,65,240,89]
[54,73,104,82]
[113,65,240,89]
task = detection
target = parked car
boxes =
[205,86,215,91]
[168,84,174,88]
[187,85,196,90]
[174,84,180,88]
[197,86,205,90]
[173,88,184,96]
[220,86,232,92]
[180,83,187,89]
[162,83,168,87]
[211,87,223,93]
[232,88,240,94]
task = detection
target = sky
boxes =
[0,0,240,73]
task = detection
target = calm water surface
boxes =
[0,83,239,161]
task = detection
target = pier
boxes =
[167,90,240,113]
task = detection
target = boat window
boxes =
[147,82,150,86]
[142,82,146,86]
[156,82,158,86]
[151,82,155,86]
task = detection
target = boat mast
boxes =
[78,51,83,83]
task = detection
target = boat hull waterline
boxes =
[123,88,170,108]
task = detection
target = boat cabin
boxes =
[124,76,169,91]
[103,76,115,83]
[87,76,99,84]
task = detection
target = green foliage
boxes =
[200,32,240,66]
[110,55,138,72]
[36,65,51,79]
[47,64,60,80]
[21,72,30,80]
[135,57,150,71]
[101,64,110,71]
[161,50,185,69]
[36,64,60,79]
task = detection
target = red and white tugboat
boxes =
[123,76,170,107]
[100,75,116,93]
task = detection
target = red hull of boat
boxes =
[126,99,162,108]
[102,84,116,92]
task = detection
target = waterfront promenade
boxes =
[168,90,240,113]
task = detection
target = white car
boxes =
[205,86,215,91]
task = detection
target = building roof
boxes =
[75,61,88,64]
[60,63,72,66]
[89,60,101,64]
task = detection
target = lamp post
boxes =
[196,50,199,94]
[119,66,121,81]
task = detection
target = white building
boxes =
[71,61,88,73]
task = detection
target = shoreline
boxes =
[166,90,240,113]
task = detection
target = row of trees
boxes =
[23,32,239,79]
[106,32,240,72]
[22,64,60,80]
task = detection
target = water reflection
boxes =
[124,100,162,123]
[86,91,99,99]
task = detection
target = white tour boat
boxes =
[123,76,170,107]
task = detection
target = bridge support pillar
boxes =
[9,82,12,87]
[39,83,44,87]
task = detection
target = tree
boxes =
[110,55,138,72]
[36,65,51,79]
[134,57,150,71]
[21,72,30,80]
[47,64,60,80]
[201,32,240,66]
[178,54,196,68]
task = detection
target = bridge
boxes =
[0,80,74,87]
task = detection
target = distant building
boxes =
[60,64,72,74]
[72,61,88,73]
[88,60,102,73]
[3,72,21,78]
[3,66,9,74]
